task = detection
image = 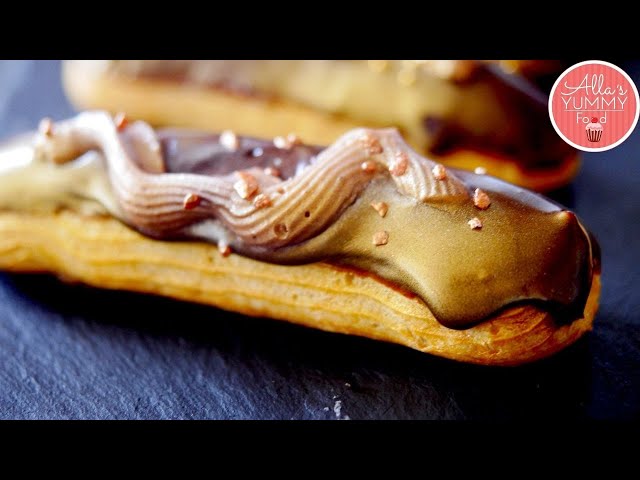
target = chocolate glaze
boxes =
[28,113,599,330]
[159,129,322,180]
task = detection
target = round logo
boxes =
[549,60,639,152]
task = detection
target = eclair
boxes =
[0,112,600,365]
[62,60,579,191]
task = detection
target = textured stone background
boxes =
[0,60,639,419]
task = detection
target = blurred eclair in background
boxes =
[62,60,577,191]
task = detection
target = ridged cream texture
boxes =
[34,111,469,252]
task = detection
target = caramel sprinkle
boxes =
[114,112,129,131]
[234,172,259,199]
[473,188,491,210]
[264,167,281,178]
[389,152,409,176]
[218,242,232,257]
[370,201,388,218]
[361,161,378,173]
[220,130,239,151]
[253,193,272,209]
[272,133,303,151]
[287,133,302,146]
[372,231,389,246]
[468,217,483,230]
[432,164,447,180]
[182,193,201,210]
[360,134,384,155]
[273,136,290,150]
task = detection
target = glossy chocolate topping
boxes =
[26,112,598,330]
[159,129,322,180]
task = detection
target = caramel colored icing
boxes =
[0,112,599,329]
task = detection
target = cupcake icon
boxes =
[586,117,603,142]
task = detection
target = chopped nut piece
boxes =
[253,193,272,208]
[182,193,201,210]
[359,134,384,155]
[114,112,129,131]
[287,133,302,146]
[273,136,289,149]
[264,167,281,178]
[389,152,409,176]
[370,201,388,218]
[468,217,483,230]
[372,231,389,246]
[218,242,232,257]
[432,164,447,180]
[233,172,259,199]
[474,166,487,175]
[361,161,378,173]
[274,134,302,149]
[276,186,286,195]
[473,188,491,210]
[220,130,239,151]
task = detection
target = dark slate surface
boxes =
[0,60,639,420]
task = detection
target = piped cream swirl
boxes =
[35,111,468,252]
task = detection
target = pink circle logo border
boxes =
[549,60,640,153]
